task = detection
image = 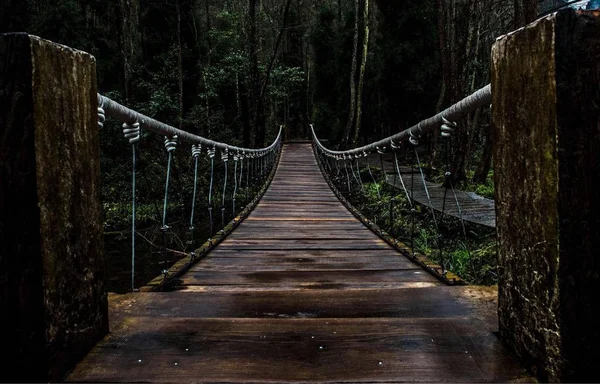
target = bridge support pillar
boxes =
[492,10,600,382]
[0,34,107,381]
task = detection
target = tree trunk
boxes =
[352,0,370,146]
[343,0,360,146]
[119,0,140,104]
[304,56,311,139]
[513,0,538,29]
[176,0,184,129]
[248,0,260,144]
[431,0,452,166]
[255,0,293,146]
[240,76,252,147]
[205,0,212,65]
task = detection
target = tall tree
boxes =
[513,0,538,28]
[176,0,184,129]
[352,0,370,146]
[245,0,260,147]
[119,0,141,103]
[343,0,360,145]
[254,0,293,146]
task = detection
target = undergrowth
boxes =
[331,167,498,285]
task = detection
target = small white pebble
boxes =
[185,348,189,351]
[378,362,383,366]
[138,359,142,363]
[311,336,315,339]
[174,363,178,366]
[319,346,324,350]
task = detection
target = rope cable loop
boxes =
[123,121,141,144]
[98,107,106,129]
[164,134,178,152]
[409,123,422,146]
[191,144,202,158]
[441,116,457,138]
[207,146,216,159]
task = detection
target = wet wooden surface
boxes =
[68,144,529,382]
[359,154,496,228]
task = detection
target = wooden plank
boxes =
[73,289,469,319]
[68,317,525,383]
[215,240,388,250]
[190,258,420,272]
[205,249,411,258]
[236,223,368,230]
[181,269,430,287]
[227,230,381,240]
[176,282,442,292]
[245,217,358,222]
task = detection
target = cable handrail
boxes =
[311,84,491,157]
[98,94,283,155]
[97,93,283,291]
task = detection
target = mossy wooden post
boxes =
[0,34,108,381]
[492,10,600,382]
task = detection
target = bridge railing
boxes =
[99,94,283,291]
[311,85,492,282]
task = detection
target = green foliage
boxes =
[3,0,498,290]
[474,179,495,199]
[332,166,498,285]
[269,66,305,99]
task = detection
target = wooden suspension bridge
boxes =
[2,10,600,383]
[67,143,527,382]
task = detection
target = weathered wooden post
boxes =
[492,10,600,382]
[0,33,108,381]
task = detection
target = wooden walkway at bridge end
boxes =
[68,143,529,382]
[360,154,496,228]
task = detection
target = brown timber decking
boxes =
[359,153,496,228]
[67,143,529,383]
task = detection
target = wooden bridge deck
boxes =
[360,154,496,228]
[68,143,528,382]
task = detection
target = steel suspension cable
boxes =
[207,147,216,237]
[411,156,416,256]
[161,135,178,263]
[233,153,239,218]
[221,149,229,229]
[354,158,364,191]
[246,155,251,204]
[343,159,352,193]
[188,144,201,255]
[366,154,380,198]
[123,121,140,291]
[393,152,413,208]
[415,148,444,273]
[310,85,490,158]
[239,153,241,206]
[350,156,361,187]
[441,117,472,263]
[99,94,282,155]
[378,149,386,183]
